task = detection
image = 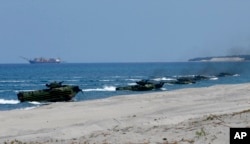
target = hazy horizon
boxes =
[1,0,250,63]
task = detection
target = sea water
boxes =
[0,62,250,111]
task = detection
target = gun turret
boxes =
[46,81,64,89]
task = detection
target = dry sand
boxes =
[1,83,250,144]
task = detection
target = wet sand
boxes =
[1,83,250,144]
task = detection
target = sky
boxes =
[1,0,250,63]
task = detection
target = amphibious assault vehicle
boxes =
[17,81,81,102]
[116,80,164,91]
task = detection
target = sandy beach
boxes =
[1,83,250,144]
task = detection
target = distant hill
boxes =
[188,55,250,62]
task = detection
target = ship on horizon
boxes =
[21,57,61,64]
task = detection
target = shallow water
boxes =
[0,62,250,110]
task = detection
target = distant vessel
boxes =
[21,57,61,64]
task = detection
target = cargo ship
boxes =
[21,57,61,64]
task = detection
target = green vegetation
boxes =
[195,128,206,138]
[188,55,250,62]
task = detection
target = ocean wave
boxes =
[72,76,82,79]
[0,80,29,83]
[64,80,79,82]
[153,77,175,81]
[19,106,38,110]
[161,88,167,91]
[210,77,218,80]
[0,90,13,93]
[99,79,113,82]
[14,89,34,93]
[0,80,21,83]
[124,79,141,81]
[0,99,19,104]
[28,101,42,105]
[82,86,116,92]
[127,83,137,86]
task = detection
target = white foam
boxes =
[82,86,116,92]
[210,77,218,80]
[233,74,240,77]
[28,101,42,105]
[128,83,137,86]
[0,99,19,104]
[153,77,175,81]
[14,90,34,93]
[125,79,141,81]
[19,106,38,110]
[99,80,113,82]
[0,80,26,83]
[161,88,167,91]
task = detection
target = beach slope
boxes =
[1,83,250,144]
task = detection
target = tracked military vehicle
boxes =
[116,80,164,91]
[17,81,81,102]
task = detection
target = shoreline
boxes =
[1,83,250,144]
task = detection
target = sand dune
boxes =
[1,83,250,144]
